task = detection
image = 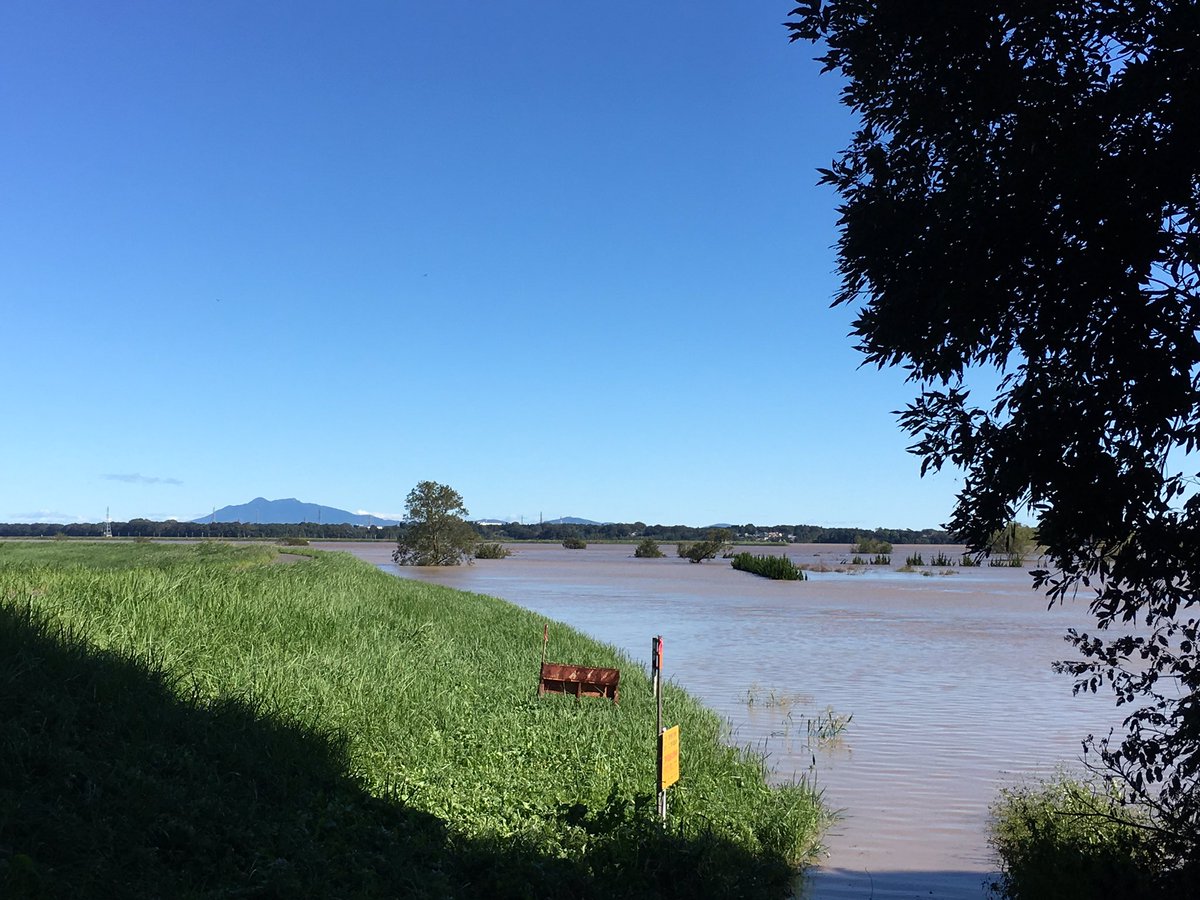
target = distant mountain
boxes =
[192,498,402,526]
[544,516,605,525]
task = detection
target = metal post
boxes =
[537,624,549,697]
[653,635,665,822]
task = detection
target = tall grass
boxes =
[0,542,828,898]
[0,538,269,569]
[730,552,806,581]
[850,554,892,565]
[474,541,511,559]
[989,775,1171,899]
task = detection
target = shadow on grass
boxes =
[0,601,791,899]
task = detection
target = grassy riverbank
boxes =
[0,541,827,898]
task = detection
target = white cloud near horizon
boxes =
[353,509,405,521]
[9,510,87,524]
[102,473,183,485]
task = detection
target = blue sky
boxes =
[2,2,961,528]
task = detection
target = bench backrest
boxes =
[539,662,620,702]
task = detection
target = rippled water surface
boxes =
[322,541,1122,899]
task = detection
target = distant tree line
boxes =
[480,521,954,544]
[0,519,955,544]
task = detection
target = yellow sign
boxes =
[659,725,680,790]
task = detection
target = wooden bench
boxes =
[539,662,620,704]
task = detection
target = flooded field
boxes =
[322,540,1122,898]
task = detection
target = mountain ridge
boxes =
[192,500,620,527]
[191,498,402,526]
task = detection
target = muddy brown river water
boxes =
[321,541,1123,899]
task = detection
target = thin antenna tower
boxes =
[103,506,113,538]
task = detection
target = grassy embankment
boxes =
[0,541,827,898]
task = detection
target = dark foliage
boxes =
[790,0,1200,874]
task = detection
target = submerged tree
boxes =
[393,481,477,566]
[790,0,1200,875]
[634,537,665,558]
[677,529,732,563]
[985,522,1039,567]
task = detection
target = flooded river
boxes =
[322,541,1122,898]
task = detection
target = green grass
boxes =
[805,707,852,745]
[0,538,274,569]
[474,541,512,559]
[730,553,806,581]
[988,775,1172,899]
[0,542,828,898]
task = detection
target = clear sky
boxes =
[2,2,962,529]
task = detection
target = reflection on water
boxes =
[321,541,1121,899]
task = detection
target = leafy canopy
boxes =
[677,530,732,564]
[790,0,1200,873]
[634,538,665,559]
[393,481,477,566]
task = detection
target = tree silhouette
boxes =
[790,0,1200,872]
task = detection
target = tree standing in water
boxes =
[393,480,477,566]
